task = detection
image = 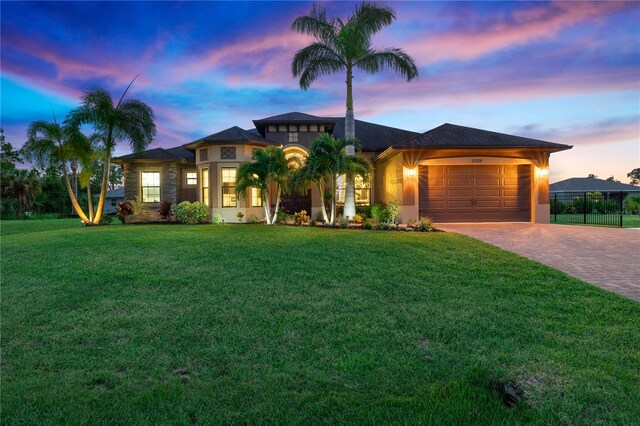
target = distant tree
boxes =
[606,175,621,183]
[587,174,597,178]
[1,169,41,217]
[627,168,640,186]
[66,82,156,224]
[91,160,124,193]
[1,129,23,174]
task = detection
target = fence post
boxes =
[583,192,587,224]
[554,193,557,222]
[619,191,623,227]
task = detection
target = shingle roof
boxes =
[106,187,125,198]
[113,147,192,161]
[550,177,640,193]
[396,123,572,151]
[331,118,420,151]
[183,126,275,149]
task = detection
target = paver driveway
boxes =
[438,223,640,301]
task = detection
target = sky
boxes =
[1,1,639,183]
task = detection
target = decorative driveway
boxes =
[438,223,640,301]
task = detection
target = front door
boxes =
[280,189,312,214]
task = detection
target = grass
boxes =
[2,219,639,424]
[551,213,640,228]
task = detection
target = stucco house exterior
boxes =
[113,112,571,223]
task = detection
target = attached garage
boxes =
[419,164,531,222]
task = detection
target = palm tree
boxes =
[291,1,418,218]
[66,81,155,224]
[293,133,371,226]
[1,169,41,218]
[23,120,95,222]
[236,146,292,224]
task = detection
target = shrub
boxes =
[362,219,373,230]
[315,211,325,223]
[337,215,349,229]
[352,213,363,224]
[130,196,150,222]
[212,213,223,224]
[416,216,434,232]
[100,214,114,225]
[158,200,173,221]
[407,218,417,226]
[387,200,400,223]
[624,196,640,215]
[172,201,209,224]
[356,205,372,219]
[237,212,244,222]
[377,222,389,231]
[115,201,133,223]
[276,210,288,224]
[293,210,310,225]
[371,203,387,222]
[247,213,261,224]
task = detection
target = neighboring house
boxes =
[550,177,640,198]
[104,187,125,214]
[113,112,571,223]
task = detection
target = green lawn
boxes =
[551,213,640,228]
[2,219,639,424]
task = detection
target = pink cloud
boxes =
[402,1,632,65]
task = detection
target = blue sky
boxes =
[1,1,639,182]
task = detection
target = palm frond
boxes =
[350,2,396,44]
[355,48,419,80]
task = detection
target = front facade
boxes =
[113,112,571,223]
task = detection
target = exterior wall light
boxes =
[407,168,417,177]
[537,167,549,177]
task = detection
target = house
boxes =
[104,187,125,214]
[550,177,640,198]
[112,112,572,223]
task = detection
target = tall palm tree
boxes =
[293,133,371,226]
[66,81,155,224]
[1,169,41,218]
[23,120,94,222]
[236,146,292,224]
[291,1,418,218]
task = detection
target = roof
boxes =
[253,112,337,135]
[183,126,275,149]
[550,177,640,193]
[113,147,194,162]
[105,187,125,198]
[331,118,420,151]
[396,123,572,152]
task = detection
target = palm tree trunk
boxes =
[87,185,94,222]
[92,128,113,224]
[271,185,282,224]
[317,181,329,223]
[263,188,272,224]
[61,164,90,223]
[330,175,337,226]
[344,65,356,219]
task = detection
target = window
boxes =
[220,146,236,160]
[221,167,237,207]
[268,125,277,132]
[201,168,209,206]
[141,171,160,203]
[278,125,287,132]
[111,199,117,207]
[186,171,197,186]
[200,148,208,162]
[251,187,262,207]
[336,175,370,206]
[288,132,299,143]
[299,125,308,132]
[309,125,318,132]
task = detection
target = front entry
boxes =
[419,164,531,222]
[280,189,312,214]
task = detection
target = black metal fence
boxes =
[550,192,624,227]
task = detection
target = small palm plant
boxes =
[292,133,371,226]
[291,1,418,218]
[1,169,41,218]
[236,146,292,224]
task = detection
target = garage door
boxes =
[419,165,531,222]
